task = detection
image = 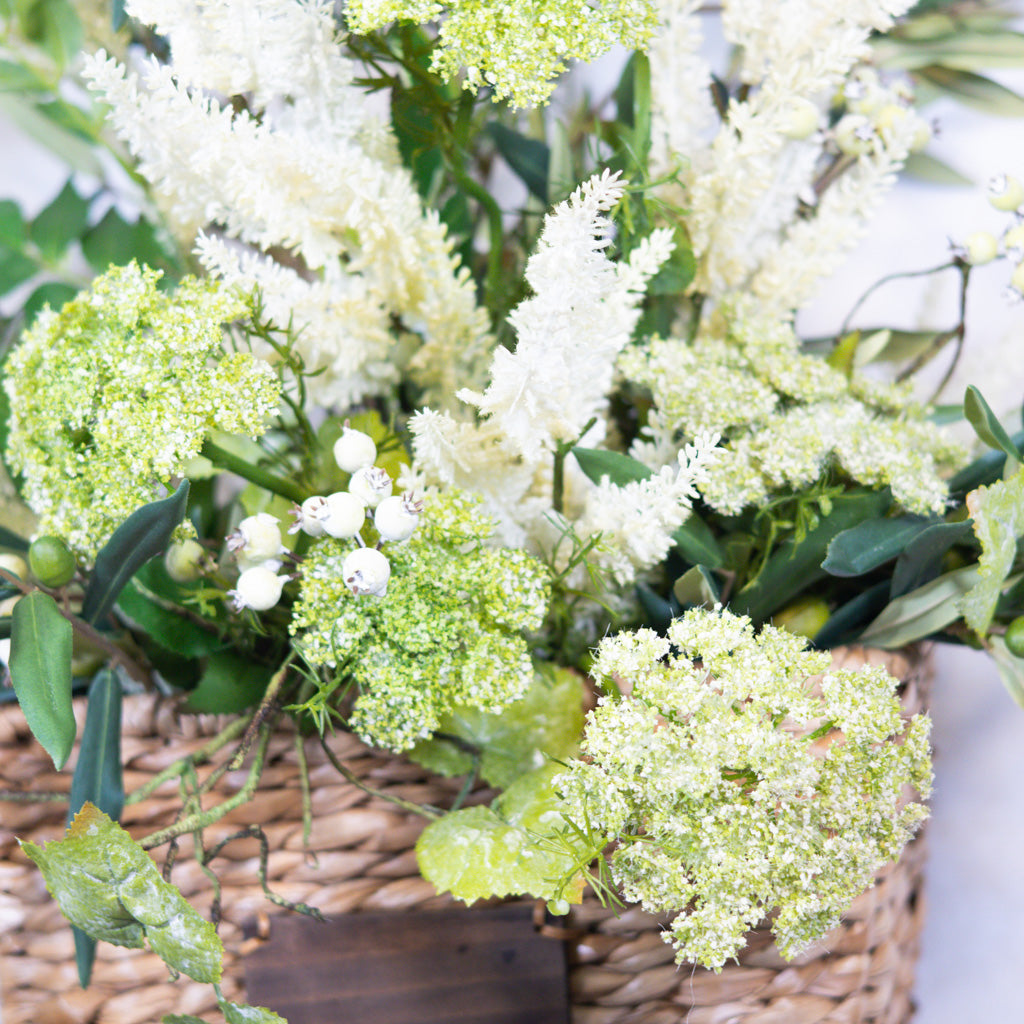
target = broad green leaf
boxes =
[823,515,933,576]
[82,481,190,625]
[636,580,673,631]
[988,635,1024,708]
[732,489,892,623]
[0,199,25,246]
[416,766,588,908]
[646,236,696,296]
[408,668,583,788]
[487,123,550,204]
[875,31,1024,72]
[571,447,652,487]
[220,1001,288,1024]
[82,210,179,276]
[29,179,90,263]
[672,565,720,610]
[117,577,224,660]
[0,59,46,93]
[902,152,973,187]
[917,67,1024,116]
[0,247,37,296]
[68,670,123,988]
[23,281,77,324]
[22,0,83,69]
[964,385,1023,462]
[20,803,223,982]
[960,469,1024,636]
[860,565,979,647]
[672,510,726,569]
[9,591,74,768]
[0,95,103,177]
[182,652,273,714]
[889,520,975,599]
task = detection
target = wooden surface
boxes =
[243,903,570,1024]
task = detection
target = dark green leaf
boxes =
[889,519,975,599]
[812,581,893,649]
[0,199,25,246]
[646,241,696,296]
[636,581,673,631]
[964,385,1023,461]
[0,525,29,552]
[182,652,272,714]
[23,281,77,324]
[0,248,37,296]
[29,179,90,263]
[67,669,123,987]
[823,515,933,576]
[732,489,892,623]
[80,206,133,272]
[112,0,127,30]
[672,511,726,569]
[117,578,224,659]
[487,123,550,204]
[571,446,652,487]
[948,427,1024,496]
[82,481,190,625]
[9,591,75,769]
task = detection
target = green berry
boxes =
[28,536,77,588]
[772,596,831,641]
[1005,617,1024,658]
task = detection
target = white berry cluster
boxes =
[953,174,1024,300]
[226,512,290,612]
[830,67,930,158]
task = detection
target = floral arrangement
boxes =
[2,0,1024,1020]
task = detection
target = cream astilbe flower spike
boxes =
[82,0,490,409]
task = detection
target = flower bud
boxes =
[228,513,283,565]
[988,174,1024,212]
[342,547,391,597]
[230,565,286,612]
[28,536,76,587]
[833,114,875,157]
[289,496,328,537]
[333,426,377,473]
[782,98,820,140]
[164,539,207,583]
[0,553,29,582]
[963,231,999,266]
[318,491,367,539]
[374,493,424,543]
[348,466,393,509]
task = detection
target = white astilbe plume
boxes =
[82,0,490,408]
[458,171,674,463]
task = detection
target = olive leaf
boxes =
[20,803,223,983]
[964,385,1023,463]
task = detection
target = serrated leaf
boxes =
[416,766,588,907]
[29,179,90,263]
[408,668,583,788]
[487,122,550,204]
[219,1001,288,1024]
[917,66,1024,116]
[672,511,726,569]
[571,447,652,487]
[964,385,1023,462]
[890,519,975,599]
[183,652,272,714]
[20,803,223,982]
[960,469,1024,636]
[9,591,74,769]
[82,481,190,625]
[860,565,979,647]
[823,515,933,576]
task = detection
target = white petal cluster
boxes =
[82,0,490,408]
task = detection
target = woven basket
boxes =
[0,645,930,1024]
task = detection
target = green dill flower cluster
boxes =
[3,262,281,561]
[555,606,932,970]
[346,0,659,107]
[290,489,551,752]
[621,302,964,515]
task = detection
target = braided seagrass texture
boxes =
[0,645,929,1024]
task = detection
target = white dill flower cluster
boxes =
[621,301,963,515]
[2,263,280,562]
[555,606,932,971]
[82,0,490,409]
[290,489,550,751]
[346,0,660,108]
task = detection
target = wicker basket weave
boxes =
[0,645,929,1024]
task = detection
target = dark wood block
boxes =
[244,903,570,1024]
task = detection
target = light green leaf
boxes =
[960,469,1024,636]
[408,668,583,788]
[964,385,1023,462]
[163,1017,208,1024]
[9,591,74,769]
[0,95,103,177]
[20,803,223,982]
[0,247,38,296]
[416,766,588,907]
[219,1001,288,1024]
[0,199,25,246]
[917,67,1024,117]
[571,446,652,487]
[988,635,1024,708]
[672,511,726,569]
[672,565,719,609]
[28,179,90,263]
[902,152,973,187]
[860,565,979,647]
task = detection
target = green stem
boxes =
[201,439,306,504]
[449,157,505,311]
